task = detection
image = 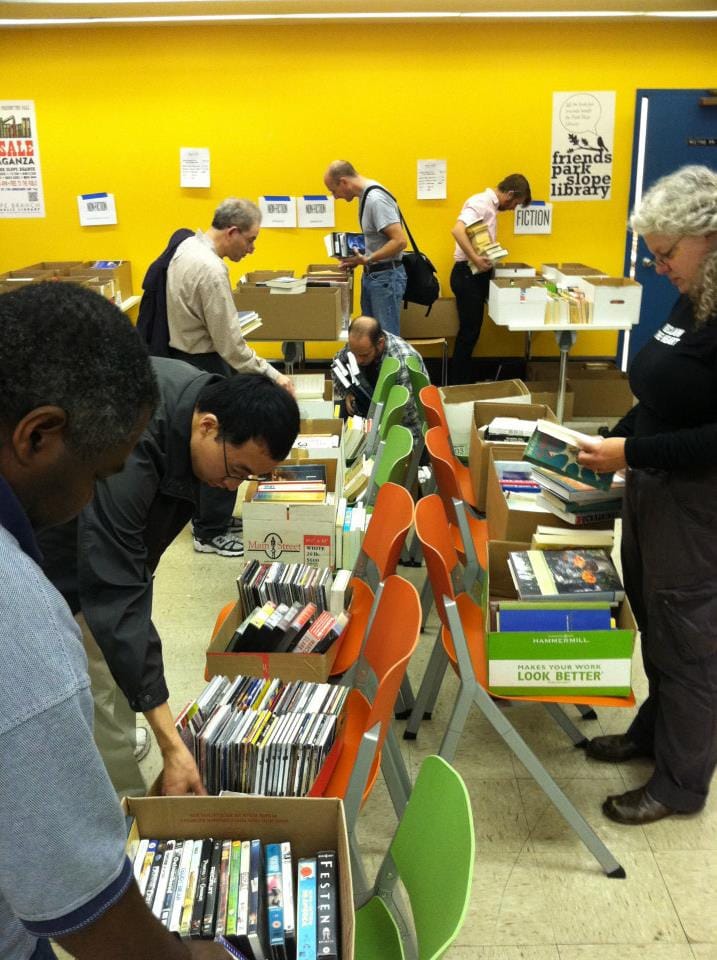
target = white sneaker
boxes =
[133,726,151,762]
[193,531,244,557]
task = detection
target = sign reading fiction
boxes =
[550,91,615,202]
[514,202,553,235]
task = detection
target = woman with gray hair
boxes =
[577,165,717,825]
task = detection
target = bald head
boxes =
[324,160,363,202]
[348,315,385,367]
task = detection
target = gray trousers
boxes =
[77,614,147,798]
[622,466,717,812]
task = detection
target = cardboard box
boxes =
[525,380,575,421]
[576,276,642,326]
[494,262,537,278]
[399,297,459,339]
[206,598,339,683]
[306,264,354,326]
[526,362,634,418]
[0,269,56,285]
[291,419,344,461]
[71,261,133,304]
[124,793,353,960]
[468,401,558,512]
[244,270,295,282]
[242,458,339,567]
[22,260,83,274]
[234,285,343,341]
[540,263,607,284]
[485,539,635,697]
[485,449,571,541]
[488,278,548,326]
[440,379,530,458]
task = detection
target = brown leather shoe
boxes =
[585,733,650,763]
[603,786,675,825]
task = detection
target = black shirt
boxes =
[611,295,717,471]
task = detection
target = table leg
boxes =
[555,330,577,422]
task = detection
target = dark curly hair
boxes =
[0,281,158,458]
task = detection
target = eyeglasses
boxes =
[642,237,683,269]
[221,437,269,483]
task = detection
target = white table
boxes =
[488,316,637,421]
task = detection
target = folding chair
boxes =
[418,384,451,439]
[309,574,421,900]
[406,494,632,878]
[378,384,410,442]
[402,356,433,553]
[355,755,474,959]
[364,424,414,507]
[364,355,400,455]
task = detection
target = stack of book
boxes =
[176,674,349,796]
[508,548,625,604]
[263,276,307,295]
[530,525,615,551]
[465,218,509,273]
[342,455,374,502]
[343,415,372,462]
[237,560,334,615]
[133,836,340,959]
[335,499,369,569]
[324,231,365,259]
[253,480,326,504]
[543,286,592,325]
[524,420,616,491]
[289,373,328,400]
[226,599,348,655]
[236,309,263,337]
[533,467,624,526]
[483,417,537,443]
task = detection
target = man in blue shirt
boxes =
[0,282,226,960]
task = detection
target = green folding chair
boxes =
[355,755,474,960]
[365,356,400,455]
[365,424,414,506]
[405,354,430,431]
[402,355,434,566]
[378,384,410,442]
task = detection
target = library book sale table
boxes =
[488,315,637,422]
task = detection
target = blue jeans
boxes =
[31,940,58,960]
[361,264,407,336]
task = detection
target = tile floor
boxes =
[127,523,717,959]
[54,515,717,958]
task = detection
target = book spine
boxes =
[265,843,286,956]
[316,850,339,960]
[296,858,317,960]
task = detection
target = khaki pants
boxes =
[76,613,147,798]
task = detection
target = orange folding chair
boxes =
[406,494,633,877]
[419,384,451,437]
[309,573,421,899]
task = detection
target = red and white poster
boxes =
[0,99,45,218]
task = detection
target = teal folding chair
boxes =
[355,755,474,958]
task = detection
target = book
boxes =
[524,420,614,492]
[465,219,508,273]
[342,455,373,502]
[530,525,615,550]
[265,276,307,295]
[484,417,537,442]
[532,465,625,505]
[508,549,625,604]
[237,310,263,336]
[290,373,327,400]
[496,602,613,632]
[254,481,327,503]
[324,231,366,258]
[316,850,339,960]
[535,494,621,527]
[329,569,351,617]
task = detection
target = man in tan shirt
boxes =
[167,197,293,557]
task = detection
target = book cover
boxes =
[159,842,183,927]
[509,549,624,603]
[524,420,614,492]
[271,464,328,483]
[296,858,317,960]
[535,494,621,527]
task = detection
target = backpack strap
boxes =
[358,184,422,255]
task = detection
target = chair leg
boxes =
[473,684,625,877]
[349,831,373,909]
[403,628,446,740]
[437,677,476,764]
[394,676,415,719]
[576,704,598,721]
[419,574,434,631]
[542,702,589,748]
[422,646,449,718]
[381,726,412,819]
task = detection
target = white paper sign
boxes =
[77,192,117,226]
[0,100,45,219]
[180,147,210,188]
[258,195,297,228]
[297,195,335,228]
[514,202,553,235]
[550,91,615,202]
[417,159,447,200]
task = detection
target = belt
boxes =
[365,260,402,274]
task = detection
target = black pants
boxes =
[168,348,237,540]
[450,262,492,385]
[622,466,717,812]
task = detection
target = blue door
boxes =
[620,89,716,368]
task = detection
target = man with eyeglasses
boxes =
[166,197,294,559]
[39,358,300,800]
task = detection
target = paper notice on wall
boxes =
[77,192,118,226]
[180,147,210,188]
[0,100,45,219]
[298,195,335,228]
[259,195,297,228]
[417,159,447,200]
[550,91,615,202]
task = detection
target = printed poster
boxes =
[417,159,447,200]
[180,147,211,188]
[297,195,334,228]
[258,195,297,228]
[0,99,45,218]
[550,91,615,201]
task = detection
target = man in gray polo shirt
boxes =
[324,160,407,336]
[0,282,225,960]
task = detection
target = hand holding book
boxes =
[576,436,628,475]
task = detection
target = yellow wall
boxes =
[1,20,714,359]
